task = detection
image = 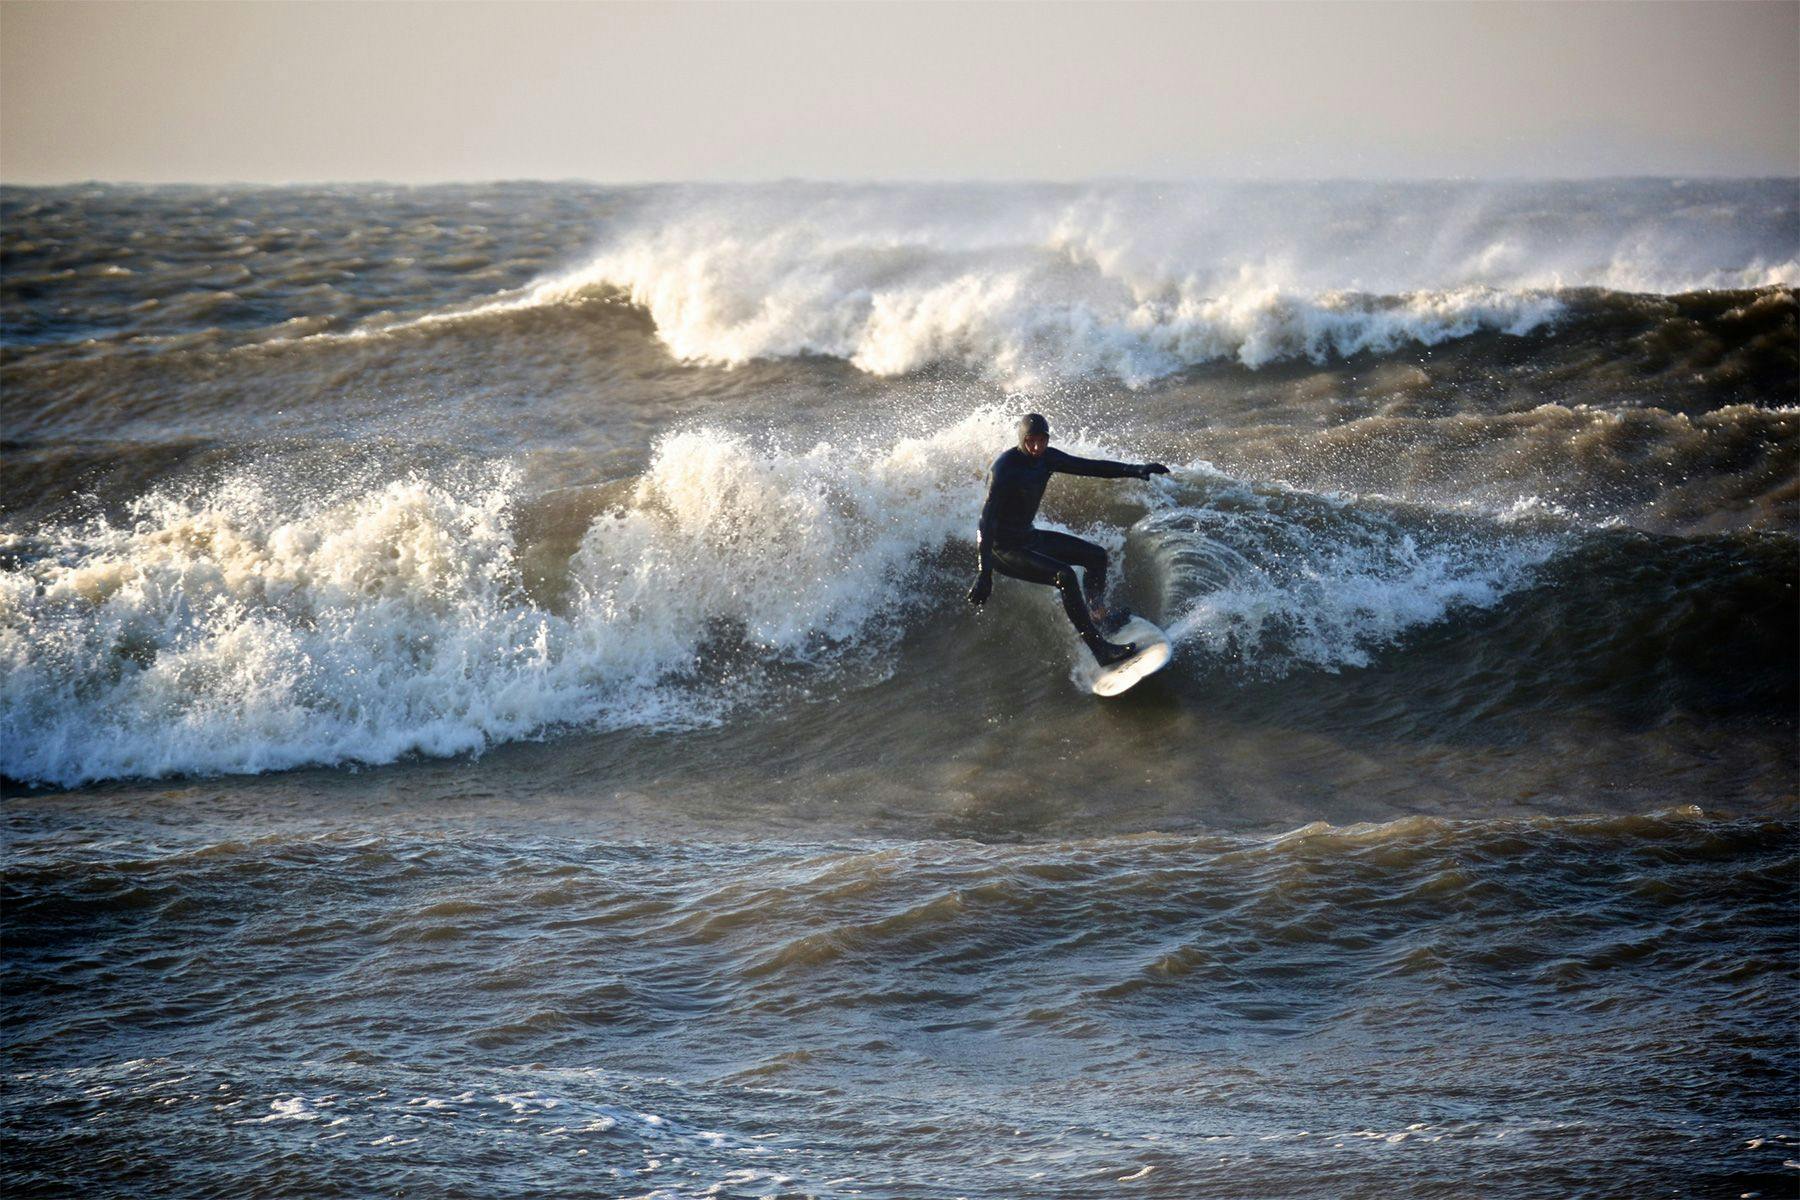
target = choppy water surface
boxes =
[3,180,1797,1196]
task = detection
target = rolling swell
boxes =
[5,811,1794,1197]
[5,285,1791,545]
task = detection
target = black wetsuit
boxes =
[978,446,1138,650]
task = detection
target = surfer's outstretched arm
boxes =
[1046,447,1170,480]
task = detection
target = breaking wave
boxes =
[2,411,1568,787]
[416,180,1798,384]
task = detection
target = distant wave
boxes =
[398,180,1798,385]
[11,180,1793,384]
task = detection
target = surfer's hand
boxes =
[967,572,992,607]
[1138,462,1170,478]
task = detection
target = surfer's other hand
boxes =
[1139,462,1170,478]
[967,572,992,607]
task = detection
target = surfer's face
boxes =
[1021,432,1048,457]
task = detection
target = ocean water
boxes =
[2,179,1796,1197]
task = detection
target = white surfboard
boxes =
[1077,615,1173,697]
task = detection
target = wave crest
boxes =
[522,227,1563,384]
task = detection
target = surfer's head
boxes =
[1017,413,1050,457]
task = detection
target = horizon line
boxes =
[5,172,1799,190]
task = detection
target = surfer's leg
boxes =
[991,545,1128,661]
[1032,530,1111,613]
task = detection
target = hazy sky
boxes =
[3,1,1796,183]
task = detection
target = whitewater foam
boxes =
[0,413,1015,786]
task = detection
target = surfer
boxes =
[967,413,1169,667]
